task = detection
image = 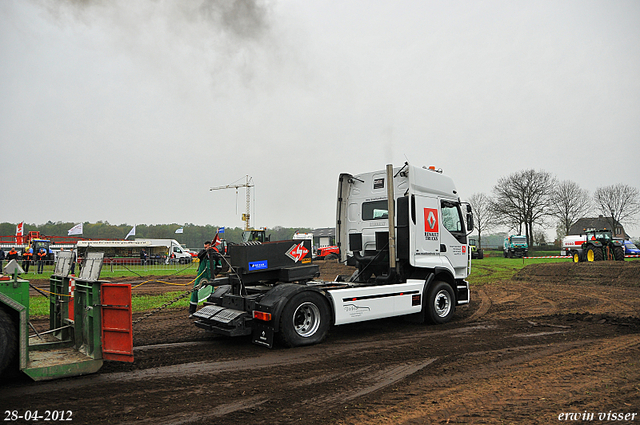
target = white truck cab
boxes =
[337,163,472,283]
[193,163,474,348]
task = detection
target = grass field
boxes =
[467,252,571,286]
[23,262,198,280]
[27,264,198,317]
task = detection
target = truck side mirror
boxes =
[465,203,474,233]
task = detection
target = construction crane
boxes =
[210,175,254,231]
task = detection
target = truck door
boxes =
[411,195,443,269]
[439,200,468,278]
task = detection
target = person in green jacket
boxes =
[189,240,222,316]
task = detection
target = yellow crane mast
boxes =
[210,175,254,231]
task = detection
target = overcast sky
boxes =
[1,0,639,235]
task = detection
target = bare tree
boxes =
[467,193,495,249]
[533,228,547,246]
[491,169,556,247]
[593,184,640,233]
[550,180,591,236]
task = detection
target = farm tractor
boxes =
[575,229,625,263]
[469,238,484,259]
[242,228,270,243]
[0,251,133,381]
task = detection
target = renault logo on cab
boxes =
[424,208,438,232]
[424,208,439,241]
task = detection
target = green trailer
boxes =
[0,252,133,381]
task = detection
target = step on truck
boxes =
[193,163,474,348]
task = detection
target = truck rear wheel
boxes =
[426,281,455,325]
[0,308,17,377]
[279,292,330,347]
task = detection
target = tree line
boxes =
[468,170,640,249]
[0,221,313,249]
[469,169,640,246]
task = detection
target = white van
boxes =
[135,239,193,264]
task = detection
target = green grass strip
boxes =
[29,291,191,318]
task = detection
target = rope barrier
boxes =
[131,268,209,325]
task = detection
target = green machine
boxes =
[0,252,133,381]
[469,238,484,259]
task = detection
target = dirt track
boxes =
[3,261,640,424]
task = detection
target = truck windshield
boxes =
[242,231,264,243]
[362,200,388,220]
[512,237,527,244]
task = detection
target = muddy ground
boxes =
[2,261,640,424]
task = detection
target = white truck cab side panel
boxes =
[328,281,424,325]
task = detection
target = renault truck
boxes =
[192,163,473,348]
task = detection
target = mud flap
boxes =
[100,283,134,363]
[252,323,274,348]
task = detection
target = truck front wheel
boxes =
[0,308,17,377]
[426,281,455,325]
[279,292,330,347]
[614,246,625,261]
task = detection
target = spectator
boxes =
[0,249,4,271]
[21,247,33,273]
[7,247,19,262]
[189,241,222,316]
[140,249,148,266]
[37,248,47,274]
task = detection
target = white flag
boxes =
[175,227,184,234]
[68,223,83,236]
[125,225,136,239]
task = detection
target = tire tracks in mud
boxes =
[116,396,270,425]
[1,324,489,396]
[465,287,491,322]
[345,334,640,425]
[113,359,439,425]
[307,358,438,404]
[2,315,636,424]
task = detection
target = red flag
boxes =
[212,230,221,247]
[16,222,24,245]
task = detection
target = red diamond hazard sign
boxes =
[285,242,309,263]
